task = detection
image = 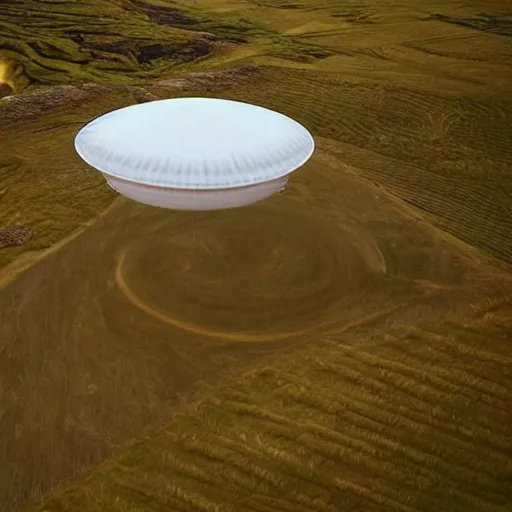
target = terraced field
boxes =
[1,0,511,511]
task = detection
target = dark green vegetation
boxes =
[1,0,511,511]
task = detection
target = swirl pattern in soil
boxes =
[115,203,387,342]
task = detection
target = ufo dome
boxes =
[74,97,315,210]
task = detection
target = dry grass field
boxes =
[24,298,512,512]
[1,0,511,511]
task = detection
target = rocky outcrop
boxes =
[0,225,33,249]
[0,83,13,99]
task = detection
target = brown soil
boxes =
[0,83,12,99]
[126,0,198,26]
[80,38,214,66]
[0,66,260,129]
[1,137,511,511]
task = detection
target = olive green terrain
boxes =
[0,0,511,511]
[25,298,512,512]
[1,0,512,271]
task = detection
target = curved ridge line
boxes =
[114,248,306,343]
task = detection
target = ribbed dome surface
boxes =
[74,97,315,190]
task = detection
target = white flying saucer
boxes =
[74,97,315,210]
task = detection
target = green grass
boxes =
[24,299,512,512]
[2,0,512,271]
[0,95,118,268]
[0,0,344,273]
[0,0,331,89]
[1,0,512,510]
